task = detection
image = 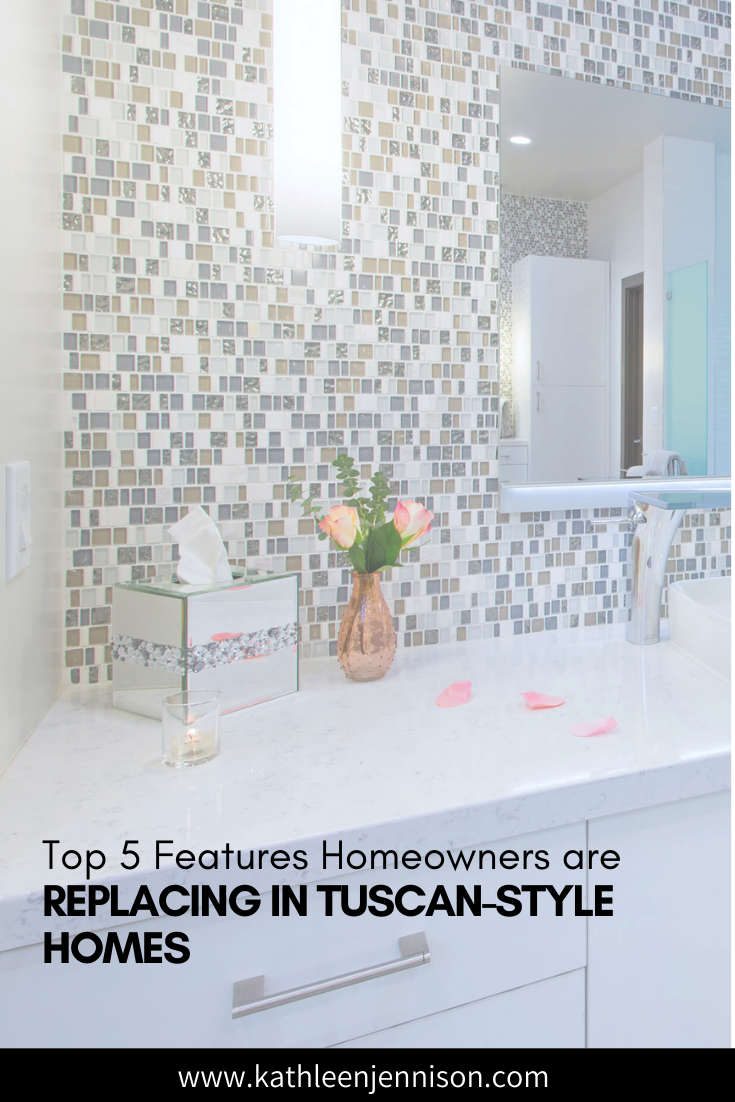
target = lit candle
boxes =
[162,691,221,767]
[170,723,218,764]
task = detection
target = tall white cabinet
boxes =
[510,255,610,483]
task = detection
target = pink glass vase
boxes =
[337,572,397,682]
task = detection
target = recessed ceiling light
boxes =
[509,135,533,145]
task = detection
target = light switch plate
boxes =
[5,462,31,579]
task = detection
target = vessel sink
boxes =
[668,576,731,680]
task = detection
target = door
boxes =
[529,386,608,483]
[621,274,644,473]
[665,261,708,475]
[529,256,609,388]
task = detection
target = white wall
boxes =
[587,172,644,477]
[642,137,666,456]
[0,2,62,773]
[713,153,731,475]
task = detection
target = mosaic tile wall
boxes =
[499,192,587,416]
[60,0,731,685]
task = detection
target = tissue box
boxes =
[112,569,299,719]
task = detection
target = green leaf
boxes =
[332,456,362,501]
[364,521,402,574]
[348,544,366,574]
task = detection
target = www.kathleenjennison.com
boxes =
[177,1066,549,1091]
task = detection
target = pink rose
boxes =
[392,500,435,545]
[318,505,361,549]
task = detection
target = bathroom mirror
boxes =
[498,68,730,501]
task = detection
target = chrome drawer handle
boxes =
[232,932,430,1019]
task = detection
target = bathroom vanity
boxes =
[0,625,729,1048]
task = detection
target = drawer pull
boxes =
[231,932,430,1019]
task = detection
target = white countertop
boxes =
[0,625,729,950]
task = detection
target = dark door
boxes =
[621,274,644,473]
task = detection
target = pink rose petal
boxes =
[569,716,618,738]
[522,691,565,710]
[436,681,472,708]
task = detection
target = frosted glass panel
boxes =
[665,262,708,476]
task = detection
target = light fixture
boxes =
[273,0,342,246]
[509,135,533,145]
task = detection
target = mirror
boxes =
[498,68,730,489]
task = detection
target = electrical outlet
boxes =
[5,462,31,579]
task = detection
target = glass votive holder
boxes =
[161,689,221,767]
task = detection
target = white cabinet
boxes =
[531,386,609,482]
[0,822,586,1048]
[510,255,610,482]
[513,256,609,389]
[337,969,586,1049]
[0,796,729,1048]
[498,441,528,484]
[587,791,731,1048]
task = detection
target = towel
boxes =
[626,450,689,478]
[645,450,689,476]
[500,398,513,439]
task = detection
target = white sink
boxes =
[668,576,731,680]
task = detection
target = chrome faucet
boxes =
[626,493,686,645]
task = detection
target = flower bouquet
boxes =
[289,456,434,681]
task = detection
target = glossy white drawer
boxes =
[499,463,528,484]
[0,822,586,1048]
[337,968,586,1049]
[499,443,528,463]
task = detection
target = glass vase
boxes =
[337,572,397,682]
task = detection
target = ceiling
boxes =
[499,68,731,201]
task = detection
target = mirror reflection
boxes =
[498,68,730,486]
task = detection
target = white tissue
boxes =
[168,505,233,585]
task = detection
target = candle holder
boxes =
[161,689,221,768]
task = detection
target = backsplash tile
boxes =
[60,0,731,684]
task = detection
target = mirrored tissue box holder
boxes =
[112,569,299,719]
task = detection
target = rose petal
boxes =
[522,691,565,709]
[569,716,618,738]
[436,681,472,708]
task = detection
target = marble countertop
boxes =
[0,624,729,950]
